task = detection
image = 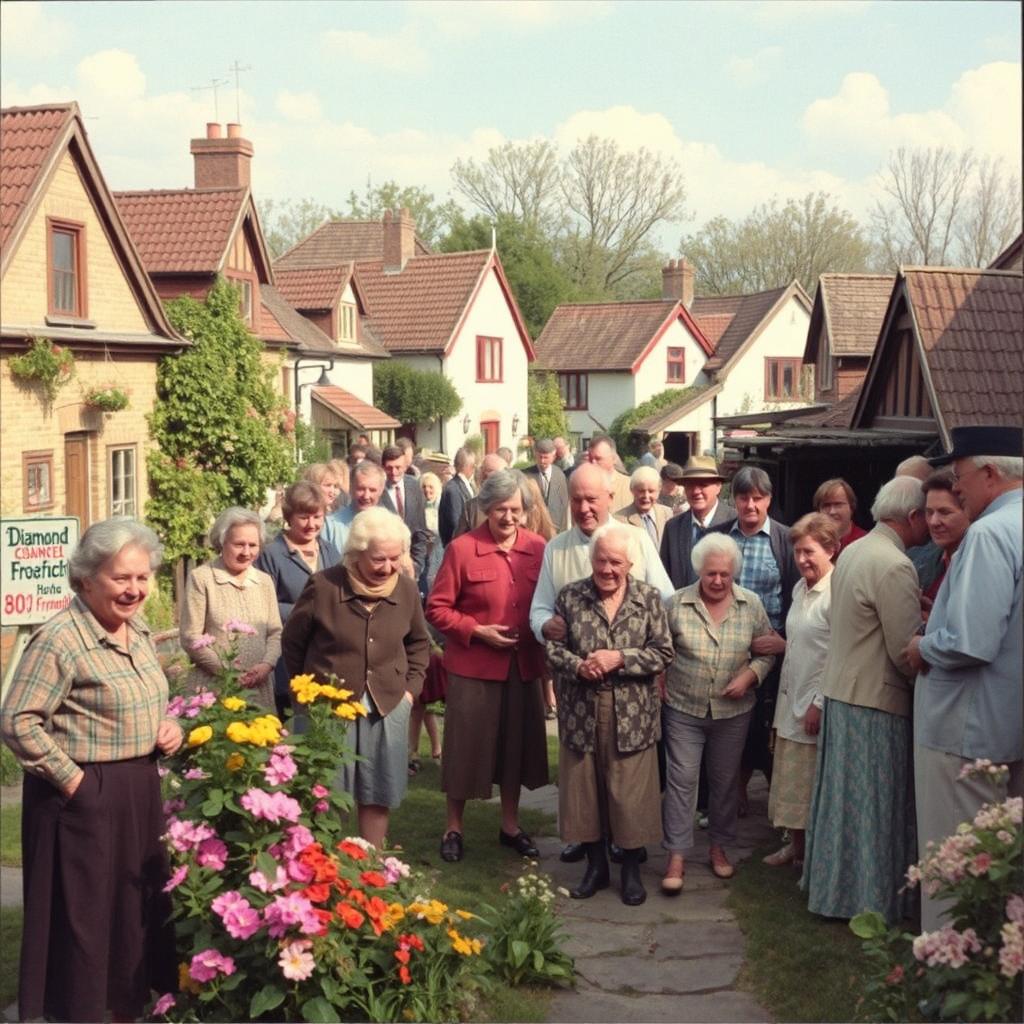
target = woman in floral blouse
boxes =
[547,522,674,907]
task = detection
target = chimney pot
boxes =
[191,125,254,190]
[227,122,241,139]
[206,122,222,139]
[383,208,416,273]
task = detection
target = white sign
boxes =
[1,516,80,626]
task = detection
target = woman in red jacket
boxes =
[426,469,549,863]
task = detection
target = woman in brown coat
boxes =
[282,507,429,847]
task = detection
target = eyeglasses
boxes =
[950,464,987,484]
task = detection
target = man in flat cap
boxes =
[905,426,1023,930]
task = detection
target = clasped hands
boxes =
[577,648,624,681]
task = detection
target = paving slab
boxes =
[575,951,745,994]
[546,986,769,1023]
[0,866,22,908]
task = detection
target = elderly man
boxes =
[658,462,688,515]
[554,436,575,473]
[438,447,477,545]
[802,476,929,923]
[452,453,507,539]
[616,466,672,548]
[523,439,569,531]
[380,445,429,577]
[587,436,633,512]
[905,426,1024,930]
[639,439,667,470]
[325,460,386,553]
[497,446,514,467]
[530,462,674,863]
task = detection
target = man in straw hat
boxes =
[904,425,1023,930]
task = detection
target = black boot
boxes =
[620,847,647,906]
[609,841,647,864]
[570,841,610,899]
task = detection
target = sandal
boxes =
[408,758,421,776]
[661,854,685,895]
[762,843,796,867]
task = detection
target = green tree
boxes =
[372,361,462,427]
[345,178,460,249]
[609,386,706,458]
[256,197,340,259]
[527,370,570,441]
[147,279,294,563]
[680,192,873,296]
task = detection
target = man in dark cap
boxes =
[658,462,688,516]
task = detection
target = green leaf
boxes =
[255,851,279,879]
[849,911,887,939]
[250,984,285,1018]
[532,949,545,972]
[510,939,530,967]
[302,996,341,1022]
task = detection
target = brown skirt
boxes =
[19,756,177,1022]
[441,662,549,800]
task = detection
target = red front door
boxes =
[481,420,499,454]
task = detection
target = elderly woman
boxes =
[426,469,549,864]
[813,477,866,555]
[1,519,181,1023]
[661,533,775,891]
[282,507,429,846]
[920,469,970,607]
[763,514,840,868]
[547,523,673,905]
[180,507,282,707]
[255,481,341,719]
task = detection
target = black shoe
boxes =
[570,842,610,899]
[620,849,647,906]
[608,842,648,865]
[499,829,539,858]
[560,842,586,863]
[440,830,463,862]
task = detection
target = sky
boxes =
[2,0,1021,245]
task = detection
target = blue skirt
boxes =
[801,698,917,924]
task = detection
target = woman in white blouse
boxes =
[763,512,840,867]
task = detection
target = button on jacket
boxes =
[426,523,547,682]
[281,567,429,715]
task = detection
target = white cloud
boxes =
[753,0,872,23]
[724,46,784,85]
[415,0,612,37]
[321,27,428,72]
[275,90,322,123]
[76,50,147,100]
[0,1,71,60]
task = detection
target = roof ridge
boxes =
[114,186,246,197]
[901,265,1022,277]
[1,101,77,115]
[694,283,790,301]
[820,272,895,280]
[553,298,677,310]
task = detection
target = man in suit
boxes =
[523,438,569,532]
[452,453,506,539]
[615,466,672,548]
[553,436,575,473]
[396,436,420,479]
[380,445,429,577]
[660,456,734,588]
[438,446,476,545]
[587,435,633,512]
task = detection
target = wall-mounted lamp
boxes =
[511,413,520,434]
[462,414,471,434]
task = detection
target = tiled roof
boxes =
[816,273,894,356]
[353,249,492,353]
[274,264,352,310]
[634,383,721,433]
[275,219,431,269]
[312,385,401,430]
[114,188,247,272]
[694,313,734,349]
[1,103,74,251]
[534,300,682,371]
[261,284,336,353]
[258,292,293,344]
[904,268,1024,429]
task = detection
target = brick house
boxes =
[1,102,184,527]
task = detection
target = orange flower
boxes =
[360,870,388,888]
[313,908,333,934]
[399,965,412,985]
[394,948,411,965]
[336,901,365,929]
[338,840,367,861]
[303,883,331,904]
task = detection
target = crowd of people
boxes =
[1,424,1021,1022]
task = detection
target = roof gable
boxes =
[274,263,353,311]
[804,273,894,363]
[989,232,1023,271]
[275,218,431,269]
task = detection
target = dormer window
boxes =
[48,218,86,318]
[340,303,356,342]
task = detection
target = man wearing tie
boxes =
[615,466,672,549]
[523,438,569,532]
[380,445,430,578]
[438,447,477,545]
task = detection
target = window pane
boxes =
[52,230,74,271]
[110,448,136,516]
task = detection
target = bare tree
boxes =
[256,197,339,259]
[955,156,1022,267]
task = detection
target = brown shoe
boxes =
[709,844,735,879]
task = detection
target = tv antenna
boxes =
[191,78,229,122]
[227,60,252,123]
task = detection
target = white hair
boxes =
[630,465,661,490]
[871,476,925,523]
[570,462,615,496]
[969,455,1023,481]
[68,517,163,593]
[691,532,742,576]
[894,455,932,482]
[588,521,640,565]
[343,506,411,562]
[208,506,264,552]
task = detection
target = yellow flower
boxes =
[447,928,473,956]
[334,703,357,721]
[351,701,368,717]
[290,673,317,692]
[226,722,251,744]
[383,902,406,929]
[187,725,213,747]
[409,899,448,925]
[225,752,245,772]
[294,683,321,705]
[455,909,475,920]
[221,696,246,711]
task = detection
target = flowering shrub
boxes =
[83,384,130,411]
[152,629,491,1022]
[9,337,75,400]
[851,761,1023,1023]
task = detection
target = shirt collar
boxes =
[807,569,832,594]
[211,559,258,589]
[979,487,1023,520]
[69,595,150,650]
[679,581,749,605]
[694,500,719,528]
[473,523,534,556]
[731,516,771,538]
[338,566,400,605]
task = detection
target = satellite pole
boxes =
[190,78,229,121]
[227,60,252,123]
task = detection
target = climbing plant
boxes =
[527,369,570,442]
[610,386,707,458]
[373,360,462,427]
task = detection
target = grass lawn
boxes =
[0,805,19,867]
[0,908,20,1011]
[727,844,871,1022]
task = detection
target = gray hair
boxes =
[351,460,386,485]
[969,455,1023,481]
[871,476,925,523]
[588,521,640,565]
[208,506,264,552]
[343,506,411,561]
[589,434,617,453]
[534,438,555,455]
[630,465,661,490]
[894,455,932,481]
[68,517,163,594]
[478,469,533,513]
[454,446,476,472]
[691,532,742,575]
[731,466,773,497]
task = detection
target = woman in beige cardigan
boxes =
[179,507,282,708]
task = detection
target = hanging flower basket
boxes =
[84,385,130,412]
[9,338,75,401]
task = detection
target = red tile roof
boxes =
[534,300,711,372]
[114,188,247,273]
[258,290,294,345]
[1,103,74,251]
[274,264,352,310]
[694,313,734,349]
[275,219,431,269]
[312,385,401,430]
[903,267,1023,429]
[813,273,894,357]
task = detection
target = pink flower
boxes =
[912,926,982,969]
[212,891,246,916]
[163,864,188,893]
[224,619,258,635]
[163,797,185,817]
[263,749,297,787]
[213,893,262,940]
[1007,894,1024,925]
[968,852,992,876]
[314,800,329,814]
[153,993,176,1016]
[999,921,1024,979]
[240,788,301,824]
[190,634,216,651]
[264,893,321,938]
[281,825,316,858]
[383,856,410,884]
[184,768,208,780]
[249,866,288,892]
[196,837,228,871]
[278,939,315,981]
[166,818,215,853]
[189,948,236,983]
[166,696,186,717]
[311,784,329,799]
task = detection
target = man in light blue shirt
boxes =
[905,426,1023,930]
[323,461,385,554]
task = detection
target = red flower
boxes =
[336,901,365,929]
[885,964,905,986]
[399,965,411,985]
[360,870,388,888]
[338,840,367,861]
[398,933,425,953]
[394,949,411,965]
[302,883,331,904]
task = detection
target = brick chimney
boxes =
[662,258,695,309]
[191,122,254,190]
[383,207,415,273]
